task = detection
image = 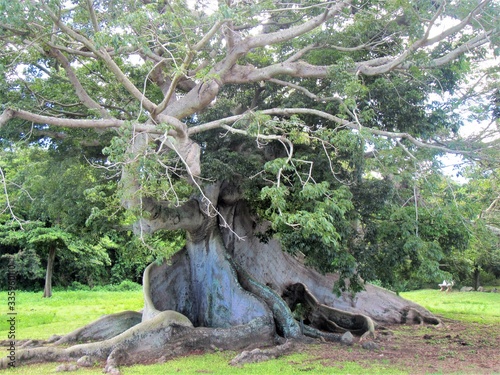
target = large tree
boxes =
[1,0,498,371]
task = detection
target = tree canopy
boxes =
[0,0,499,290]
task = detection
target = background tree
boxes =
[0,147,112,294]
[443,163,500,289]
[0,146,183,292]
[0,0,499,370]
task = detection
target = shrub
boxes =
[112,280,142,291]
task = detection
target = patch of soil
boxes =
[302,320,500,374]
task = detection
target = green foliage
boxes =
[348,166,488,292]
[440,165,500,285]
[0,145,170,290]
[65,280,142,292]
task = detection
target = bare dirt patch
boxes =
[303,320,500,374]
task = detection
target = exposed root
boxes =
[1,310,193,369]
[283,283,376,339]
[0,201,444,372]
[229,256,302,339]
[301,324,342,342]
[54,311,142,345]
[0,313,275,373]
[229,340,296,366]
[402,307,442,326]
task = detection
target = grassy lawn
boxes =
[400,288,500,324]
[1,287,499,374]
[0,290,144,340]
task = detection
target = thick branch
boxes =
[156,114,188,137]
[163,78,220,120]
[0,108,159,133]
[97,48,157,114]
[246,1,351,49]
[226,25,494,84]
[86,0,100,33]
[154,20,226,116]
[188,108,350,135]
[137,198,204,233]
[226,4,497,84]
[426,31,495,68]
[164,1,349,119]
[189,108,480,158]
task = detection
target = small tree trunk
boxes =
[473,266,480,291]
[43,247,56,298]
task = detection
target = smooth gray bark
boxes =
[43,247,56,298]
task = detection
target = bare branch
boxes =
[30,62,70,82]
[284,44,321,63]
[425,0,491,46]
[40,2,158,114]
[225,25,495,84]
[154,20,226,116]
[188,108,349,136]
[268,1,342,13]
[0,166,24,229]
[156,114,188,138]
[425,31,495,68]
[49,47,111,118]
[86,0,100,33]
[364,0,446,74]
[98,48,158,114]
[268,78,342,102]
[189,107,489,159]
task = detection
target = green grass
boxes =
[0,290,143,340]
[1,352,406,375]
[400,289,500,323]
[121,352,405,375]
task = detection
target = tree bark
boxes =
[473,266,481,291]
[220,200,438,323]
[43,247,56,298]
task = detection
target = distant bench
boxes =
[438,280,454,292]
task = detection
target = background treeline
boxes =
[0,145,184,292]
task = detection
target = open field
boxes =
[400,289,500,324]
[1,288,499,374]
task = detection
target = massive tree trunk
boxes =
[1,190,440,373]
